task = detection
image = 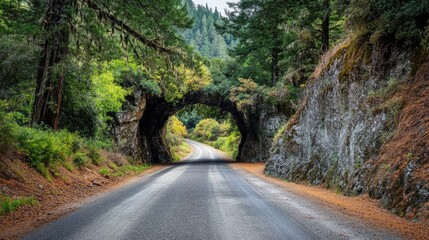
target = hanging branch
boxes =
[85,0,176,55]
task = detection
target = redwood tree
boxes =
[32,0,193,128]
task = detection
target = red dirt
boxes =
[0,151,167,240]
[229,162,428,240]
[366,60,429,221]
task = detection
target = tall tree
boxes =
[222,0,291,86]
[221,0,345,86]
[180,0,235,58]
[31,0,194,129]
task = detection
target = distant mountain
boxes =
[181,0,236,59]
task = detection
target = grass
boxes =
[99,164,151,178]
[171,141,191,161]
[0,195,39,215]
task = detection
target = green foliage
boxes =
[190,116,240,158]
[0,112,14,154]
[60,59,98,138]
[229,78,260,112]
[181,0,236,58]
[0,195,39,215]
[0,36,38,125]
[0,0,44,35]
[99,167,111,177]
[166,116,191,161]
[176,108,204,129]
[73,152,88,167]
[88,147,103,165]
[100,164,151,178]
[192,118,220,141]
[222,0,345,86]
[15,126,82,178]
[176,104,225,129]
[139,80,162,96]
[348,0,429,46]
[92,60,131,130]
[12,124,110,178]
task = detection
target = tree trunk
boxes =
[321,0,330,53]
[270,31,281,86]
[32,0,72,129]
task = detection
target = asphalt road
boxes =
[25,140,400,240]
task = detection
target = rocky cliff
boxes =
[265,39,429,220]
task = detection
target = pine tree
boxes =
[180,0,235,58]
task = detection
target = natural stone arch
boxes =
[139,91,248,163]
[114,89,285,164]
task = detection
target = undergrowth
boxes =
[99,164,151,178]
[6,122,113,180]
[0,195,39,215]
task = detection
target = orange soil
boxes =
[368,60,429,220]
[0,152,167,240]
[229,162,428,240]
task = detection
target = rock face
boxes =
[241,97,288,162]
[265,42,429,220]
[114,90,286,164]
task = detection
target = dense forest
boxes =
[0,0,428,221]
[180,0,236,58]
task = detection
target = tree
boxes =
[180,0,235,58]
[221,0,346,86]
[347,0,429,46]
[222,0,291,86]
[31,0,194,129]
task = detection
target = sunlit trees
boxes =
[29,0,195,129]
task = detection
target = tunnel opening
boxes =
[136,91,249,164]
[166,104,242,161]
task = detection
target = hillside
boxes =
[180,0,236,58]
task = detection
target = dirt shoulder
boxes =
[0,152,168,240]
[229,162,428,240]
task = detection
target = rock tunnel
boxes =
[114,90,267,164]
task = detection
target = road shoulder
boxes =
[0,163,168,240]
[229,162,428,240]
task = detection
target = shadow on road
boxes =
[159,159,236,166]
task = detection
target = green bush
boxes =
[190,117,241,159]
[73,152,88,167]
[14,126,86,177]
[99,167,111,177]
[88,147,102,165]
[0,195,39,215]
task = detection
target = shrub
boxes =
[73,152,88,167]
[0,195,39,215]
[192,118,220,141]
[99,167,111,177]
[15,127,83,177]
[88,147,103,165]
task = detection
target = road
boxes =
[25,140,399,240]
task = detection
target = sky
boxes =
[192,0,238,14]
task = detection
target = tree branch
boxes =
[85,0,175,55]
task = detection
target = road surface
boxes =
[25,140,399,240]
